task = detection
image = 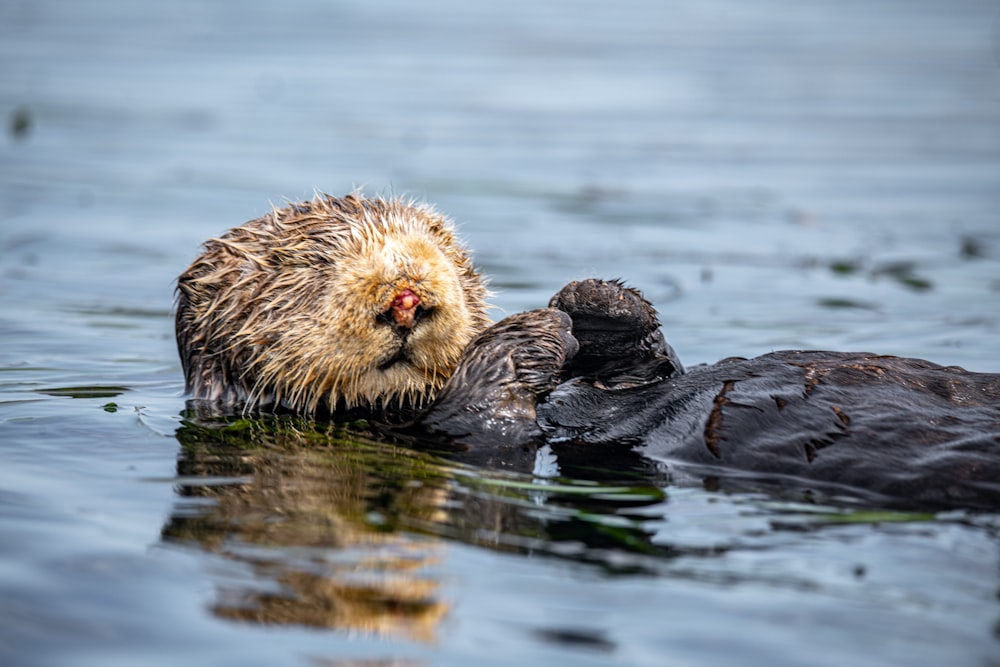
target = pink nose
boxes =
[391,289,421,328]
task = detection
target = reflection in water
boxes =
[164,415,451,641]
[163,412,668,641]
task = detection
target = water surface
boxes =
[2,1,999,665]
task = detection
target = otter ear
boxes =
[549,278,684,384]
[419,308,578,447]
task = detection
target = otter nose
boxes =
[390,289,421,330]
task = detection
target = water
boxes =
[2,1,1000,665]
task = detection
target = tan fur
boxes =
[175,193,491,416]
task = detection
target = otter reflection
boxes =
[164,415,452,641]
[163,413,668,639]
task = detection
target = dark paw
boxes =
[549,278,683,384]
[549,278,659,335]
[419,308,578,446]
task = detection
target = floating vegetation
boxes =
[37,385,129,399]
[872,261,933,291]
[816,297,879,311]
[455,472,666,502]
[828,258,933,291]
[817,508,937,524]
[959,235,988,260]
[765,503,938,531]
[829,259,863,276]
[8,107,31,141]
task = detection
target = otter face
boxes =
[176,193,490,417]
[323,230,480,410]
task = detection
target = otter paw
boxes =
[419,308,578,446]
[549,278,683,383]
[549,278,659,336]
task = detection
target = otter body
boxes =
[420,280,1000,509]
[536,349,1000,508]
[176,193,490,417]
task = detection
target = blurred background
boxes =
[3,0,999,367]
[1,2,999,666]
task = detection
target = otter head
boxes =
[176,194,490,417]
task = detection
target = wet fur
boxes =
[176,193,490,416]
[424,279,1000,509]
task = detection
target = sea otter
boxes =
[176,196,1000,509]
[175,193,490,417]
